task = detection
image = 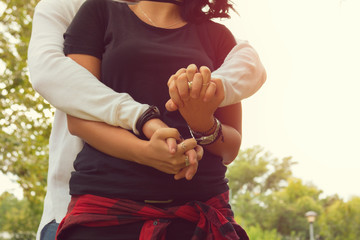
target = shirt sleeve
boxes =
[27,0,148,134]
[212,38,267,107]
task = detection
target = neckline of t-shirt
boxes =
[124,3,190,32]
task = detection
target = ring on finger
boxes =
[181,142,186,151]
[202,82,210,86]
[187,81,193,90]
[185,155,190,167]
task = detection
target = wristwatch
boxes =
[135,105,161,139]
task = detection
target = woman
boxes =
[56,0,246,239]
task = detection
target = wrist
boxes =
[142,118,168,139]
[186,115,215,133]
[188,117,223,146]
[135,105,161,139]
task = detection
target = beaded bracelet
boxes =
[189,117,217,136]
[188,117,224,146]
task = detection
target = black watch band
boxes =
[135,105,161,139]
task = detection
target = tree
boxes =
[0,192,36,239]
[226,146,296,227]
[264,178,323,238]
[319,196,360,240]
[226,146,323,238]
[227,145,295,199]
[0,0,51,234]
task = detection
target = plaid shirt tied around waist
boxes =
[56,191,248,240]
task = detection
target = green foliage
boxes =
[265,178,323,238]
[227,145,295,199]
[246,225,282,240]
[227,147,322,239]
[228,146,360,239]
[318,196,360,240]
[0,192,36,239]
[226,146,297,228]
[0,0,49,235]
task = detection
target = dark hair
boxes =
[181,0,235,23]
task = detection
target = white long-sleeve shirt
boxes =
[27,0,266,238]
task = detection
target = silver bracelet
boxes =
[188,118,223,146]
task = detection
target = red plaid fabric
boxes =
[56,191,248,240]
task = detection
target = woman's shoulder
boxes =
[197,20,233,37]
[199,20,229,30]
[196,20,234,42]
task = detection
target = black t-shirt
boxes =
[64,0,237,201]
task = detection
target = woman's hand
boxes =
[142,118,203,180]
[167,64,224,132]
[166,64,223,112]
[165,65,242,164]
[142,127,202,179]
[174,145,203,180]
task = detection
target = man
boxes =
[28,0,266,239]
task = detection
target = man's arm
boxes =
[27,0,148,134]
[166,39,267,111]
[212,39,267,107]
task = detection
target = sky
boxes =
[1,0,360,200]
[221,0,360,200]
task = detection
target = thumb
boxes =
[165,99,178,112]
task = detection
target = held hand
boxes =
[174,145,203,180]
[178,77,224,131]
[166,64,222,112]
[144,128,198,174]
[165,67,186,111]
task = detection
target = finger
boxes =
[177,138,197,154]
[199,66,211,97]
[165,99,179,112]
[169,80,184,108]
[167,68,186,87]
[176,68,187,76]
[154,128,181,142]
[176,73,190,101]
[186,64,198,83]
[174,168,187,180]
[167,74,176,87]
[185,150,198,180]
[194,145,204,162]
[190,73,203,99]
[203,81,216,102]
[174,150,198,181]
[166,137,177,154]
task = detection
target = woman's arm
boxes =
[67,115,198,174]
[168,66,242,164]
